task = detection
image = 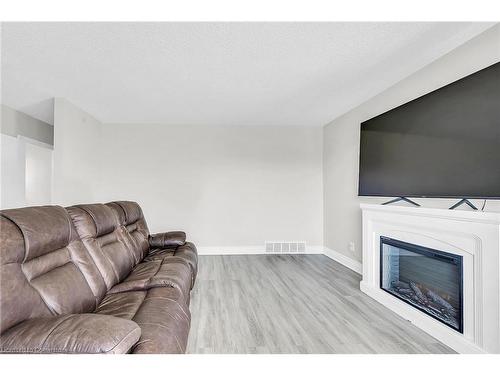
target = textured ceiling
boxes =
[1,22,495,126]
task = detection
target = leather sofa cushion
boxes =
[96,287,188,320]
[76,204,117,237]
[95,291,148,320]
[108,258,191,303]
[115,201,143,226]
[149,231,186,249]
[107,201,150,262]
[67,204,119,239]
[0,314,141,354]
[0,208,99,335]
[95,287,190,354]
[142,248,174,262]
[145,242,198,289]
[67,205,136,290]
[131,287,191,354]
[105,202,125,224]
[1,206,71,262]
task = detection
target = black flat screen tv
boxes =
[358,62,500,199]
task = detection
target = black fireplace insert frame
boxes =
[379,236,464,333]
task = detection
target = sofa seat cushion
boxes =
[131,287,191,354]
[143,248,174,262]
[144,242,198,288]
[107,258,191,302]
[0,314,141,354]
[95,291,148,320]
[95,288,190,354]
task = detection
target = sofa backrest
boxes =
[106,201,150,262]
[66,204,137,293]
[0,206,99,335]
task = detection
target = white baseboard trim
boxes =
[197,245,324,256]
[323,247,362,274]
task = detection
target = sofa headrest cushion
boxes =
[105,202,126,225]
[114,201,143,225]
[0,206,71,262]
[75,204,118,237]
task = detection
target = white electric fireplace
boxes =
[360,203,500,354]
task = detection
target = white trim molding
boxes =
[323,247,362,274]
[197,245,324,256]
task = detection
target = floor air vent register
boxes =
[265,241,306,253]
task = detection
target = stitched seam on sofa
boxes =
[21,246,70,281]
[162,257,191,270]
[119,226,140,264]
[150,260,167,280]
[136,322,184,352]
[136,322,179,330]
[78,206,101,238]
[80,239,119,289]
[18,261,67,316]
[94,239,121,284]
[131,338,152,352]
[66,249,99,310]
[115,232,138,272]
[104,326,141,354]
[64,212,72,252]
[39,314,75,349]
[108,281,149,294]
[141,297,190,319]
[76,207,121,283]
[116,202,134,225]
[0,214,30,262]
[173,334,182,352]
[129,292,148,321]
[110,202,127,225]
[67,242,106,306]
[99,234,118,247]
[26,260,73,283]
[19,284,57,316]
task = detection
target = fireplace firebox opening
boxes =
[379,236,463,333]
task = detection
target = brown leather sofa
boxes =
[0,201,197,354]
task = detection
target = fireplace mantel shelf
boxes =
[360,203,500,225]
[360,203,500,354]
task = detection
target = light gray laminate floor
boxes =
[186,255,454,354]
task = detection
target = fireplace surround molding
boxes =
[359,203,500,354]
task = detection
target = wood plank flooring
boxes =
[186,255,454,354]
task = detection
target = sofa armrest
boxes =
[0,314,141,354]
[149,231,186,249]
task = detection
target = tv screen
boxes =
[359,62,500,199]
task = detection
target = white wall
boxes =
[1,104,54,145]
[0,134,25,208]
[98,124,323,248]
[52,98,102,206]
[25,141,53,206]
[1,105,54,209]
[323,24,500,263]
